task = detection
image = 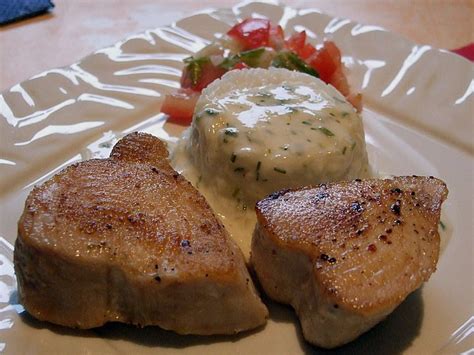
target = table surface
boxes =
[1,0,473,92]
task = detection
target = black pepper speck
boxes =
[391,200,401,215]
[316,192,329,200]
[351,202,363,213]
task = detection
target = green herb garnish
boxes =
[333,96,347,104]
[220,47,266,69]
[232,187,240,198]
[256,161,261,181]
[271,51,319,78]
[183,56,210,86]
[205,108,219,116]
[224,128,239,137]
[196,108,220,121]
[302,120,311,125]
[274,167,287,174]
[282,84,296,92]
[439,220,446,230]
[342,146,347,155]
[220,55,240,70]
[311,127,335,137]
[98,142,112,148]
[256,91,272,98]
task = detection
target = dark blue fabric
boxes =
[0,0,54,25]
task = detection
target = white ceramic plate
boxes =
[0,1,473,354]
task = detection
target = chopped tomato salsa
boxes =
[180,58,226,92]
[161,18,362,125]
[227,18,271,50]
[161,89,200,126]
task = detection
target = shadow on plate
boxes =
[281,288,424,355]
[15,288,423,353]
[17,295,267,348]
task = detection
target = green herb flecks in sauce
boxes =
[232,187,240,198]
[439,220,446,230]
[196,108,220,121]
[273,167,287,174]
[333,96,347,104]
[256,161,262,181]
[311,127,335,137]
[224,128,239,137]
[196,175,202,188]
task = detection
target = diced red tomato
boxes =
[233,62,249,70]
[195,63,226,91]
[307,42,340,82]
[161,89,200,126]
[324,41,342,65]
[269,24,285,50]
[299,43,317,60]
[227,18,270,50]
[287,31,306,51]
[328,66,350,96]
[180,70,194,91]
[347,93,363,113]
[286,31,316,60]
[180,61,226,92]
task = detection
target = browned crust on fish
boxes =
[253,176,447,315]
[15,132,268,333]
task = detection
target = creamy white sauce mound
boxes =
[171,68,370,257]
[184,68,368,205]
